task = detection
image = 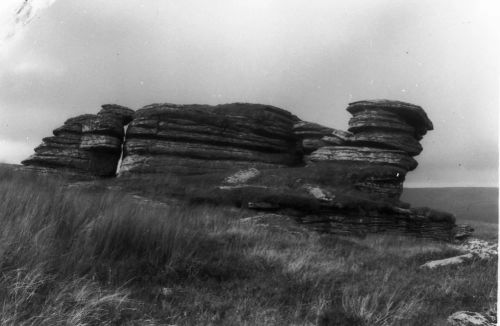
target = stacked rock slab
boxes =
[293,121,352,155]
[118,103,301,176]
[21,99,464,241]
[306,100,433,201]
[298,206,457,241]
[22,105,134,176]
[347,100,433,154]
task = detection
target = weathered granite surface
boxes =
[293,121,353,154]
[346,100,432,156]
[21,99,465,241]
[22,105,133,176]
[307,146,418,171]
[120,103,300,175]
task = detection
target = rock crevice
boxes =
[22,104,134,176]
[22,99,464,241]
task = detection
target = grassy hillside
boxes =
[401,187,498,224]
[0,165,497,325]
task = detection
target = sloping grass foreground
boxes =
[0,165,497,325]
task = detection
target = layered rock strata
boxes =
[304,100,433,201]
[119,103,300,175]
[308,146,417,171]
[22,105,133,176]
[216,167,458,241]
[293,121,352,154]
[346,100,433,154]
[21,99,464,241]
[299,207,456,241]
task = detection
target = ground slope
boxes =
[0,165,497,325]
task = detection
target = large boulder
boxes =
[306,146,416,200]
[347,100,433,136]
[22,105,133,176]
[119,103,301,176]
[346,100,433,156]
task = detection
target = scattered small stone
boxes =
[452,239,498,259]
[224,168,260,184]
[304,185,334,202]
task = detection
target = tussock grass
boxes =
[0,164,497,325]
[0,265,143,326]
[341,272,424,326]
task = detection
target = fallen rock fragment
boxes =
[420,238,497,269]
[447,310,496,326]
[421,253,474,269]
[224,168,261,184]
[303,185,334,202]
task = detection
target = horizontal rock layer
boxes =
[119,103,300,175]
[307,146,418,171]
[298,206,455,241]
[348,108,416,134]
[293,121,334,138]
[300,216,456,241]
[124,138,297,165]
[211,175,456,241]
[347,100,433,135]
[293,121,352,154]
[349,130,423,155]
[22,105,133,176]
[120,155,284,175]
[22,99,459,240]
[346,100,433,159]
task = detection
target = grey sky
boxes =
[0,0,498,187]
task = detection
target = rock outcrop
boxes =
[298,206,457,240]
[22,105,133,176]
[21,99,465,241]
[119,103,300,175]
[346,100,432,155]
[302,100,434,201]
[216,167,458,240]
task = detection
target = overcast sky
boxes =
[0,0,498,187]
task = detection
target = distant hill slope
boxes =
[401,187,498,224]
